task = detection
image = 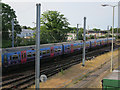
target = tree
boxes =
[41,10,70,42]
[110,28,120,33]
[93,28,100,32]
[78,30,83,40]
[22,26,28,29]
[2,3,21,40]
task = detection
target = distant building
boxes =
[67,33,76,41]
[86,30,107,37]
[17,29,35,38]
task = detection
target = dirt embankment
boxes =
[29,49,119,88]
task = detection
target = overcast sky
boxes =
[2,0,119,30]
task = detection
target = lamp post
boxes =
[101,4,117,72]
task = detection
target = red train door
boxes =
[50,47,54,57]
[95,41,96,47]
[71,44,73,53]
[21,51,27,63]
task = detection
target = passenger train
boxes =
[2,38,115,68]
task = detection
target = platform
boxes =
[102,70,120,89]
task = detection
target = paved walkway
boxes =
[69,56,119,88]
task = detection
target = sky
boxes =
[2,0,120,30]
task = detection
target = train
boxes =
[2,38,115,68]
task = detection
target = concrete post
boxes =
[35,3,41,89]
[11,19,14,47]
[77,24,79,40]
[82,17,86,66]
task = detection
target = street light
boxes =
[101,4,117,72]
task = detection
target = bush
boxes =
[89,35,94,39]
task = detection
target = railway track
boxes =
[1,45,119,89]
[72,55,118,88]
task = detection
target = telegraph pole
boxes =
[77,24,79,40]
[107,26,109,43]
[11,19,14,47]
[82,17,86,66]
[35,3,41,89]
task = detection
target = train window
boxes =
[24,53,26,58]
[10,56,12,60]
[4,55,7,63]
[47,50,50,54]
[21,53,23,59]
[27,52,32,57]
[13,55,18,60]
[74,46,76,49]
[58,48,61,52]
[40,51,41,55]
[55,48,58,52]
[33,52,35,56]
[42,50,46,55]
[19,54,20,58]
[80,44,82,48]
[65,47,67,50]
[67,47,70,49]
[78,45,81,48]
[51,49,54,53]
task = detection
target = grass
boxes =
[60,68,64,75]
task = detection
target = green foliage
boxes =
[22,26,32,29]
[60,68,64,75]
[92,28,101,31]
[2,3,21,40]
[2,39,12,48]
[78,30,83,40]
[89,35,95,39]
[99,36,106,38]
[41,10,70,43]
[118,35,120,39]
[110,28,120,33]
[2,3,21,48]
[2,37,35,48]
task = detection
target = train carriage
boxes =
[90,40,96,48]
[96,39,101,47]
[2,51,21,67]
[86,41,90,49]
[2,38,115,68]
[64,44,71,54]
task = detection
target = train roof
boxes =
[2,40,82,53]
[2,38,114,53]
